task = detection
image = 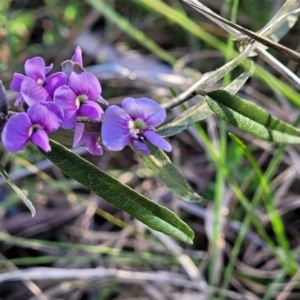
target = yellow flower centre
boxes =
[128,118,147,139]
[37,78,44,85]
[28,124,43,137]
[76,94,87,109]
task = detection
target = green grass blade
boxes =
[0,162,36,217]
[86,0,175,66]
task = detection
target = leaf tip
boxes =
[30,207,37,217]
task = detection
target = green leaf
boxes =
[224,68,253,95]
[158,68,252,138]
[184,0,300,64]
[0,163,36,217]
[158,101,213,137]
[136,143,202,202]
[257,0,299,43]
[43,140,194,244]
[206,90,300,143]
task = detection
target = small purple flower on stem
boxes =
[54,72,104,129]
[10,57,53,106]
[71,46,83,66]
[2,102,63,152]
[73,123,103,155]
[44,72,68,98]
[101,97,172,155]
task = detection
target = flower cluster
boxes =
[1,47,172,156]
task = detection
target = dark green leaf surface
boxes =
[137,143,202,202]
[206,90,300,143]
[43,140,194,244]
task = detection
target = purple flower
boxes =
[44,72,68,98]
[54,72,104,129]
[2,102,63,152]
[101,97,172,155]
[10,57,54,106]
[71,46,83,66]
[73,123,103,155]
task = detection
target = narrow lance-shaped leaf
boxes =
[183,0,300,64]
[158,68,252,137]
[0,163,36,217]
[224,68,253,95]
[158,101,213,137]
[206,89,300,143]
[257,0,299,43]
[136,143,202,202]
[43,140,194,244]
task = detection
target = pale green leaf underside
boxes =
[158,101,213,137]
[0,163,36,217]
[158,69,251,138]
[206,90,300,143]
[137,143,202,202]
[43,140,194,244]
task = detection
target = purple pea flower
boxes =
[73,123,103,155]
[54,72,104,129]
[71,46,83,66]
[11,57,52,106]
[44,45,84,98]
[101,97,172,155]
[2,102,63,152]
[11,56,67,106]
[45,46,85,98]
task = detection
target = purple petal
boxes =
[10,73,25,92]
[68,72,102,100]
[144,130,172,152]
[30,129,51,152]
[44,72,68,97]
[24,57,47,81]
[131,139,150,155]
[73,123,86,147]
[101,105,131,151]
[79,100,103,120]
[14,94,24,106]
[71,46,83,66]
[86,134,103,155]
[61,113,77,129]
[42,102,64,131]
[1,113,31,152]
[21,77,52,106]
[121,97,166,127]
[73,123,103,155]
[27,103,62,132]
[45,63,53,74]
[98,95,109,107]
[54,85,78,129]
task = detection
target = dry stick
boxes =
[183,0,300,64]
[162,41,258,110]
[149,228,208,293]
[0,267,254,300]
[0,253,49,300]
[180,0,300,92]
